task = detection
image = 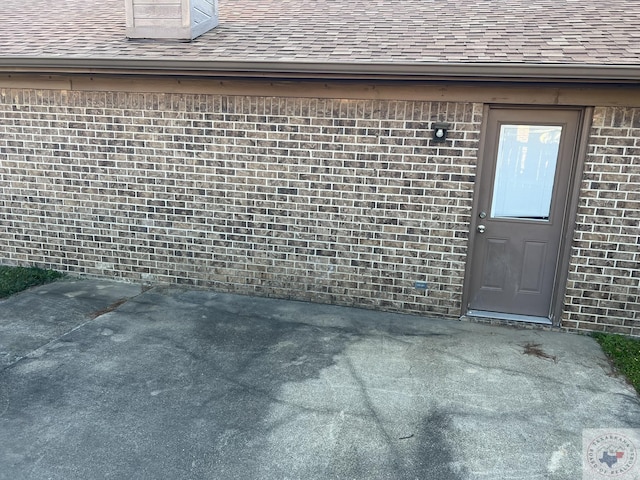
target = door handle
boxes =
[477,225,486,233]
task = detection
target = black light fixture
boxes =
[432,122,451,143]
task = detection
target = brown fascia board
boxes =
[1,58,640,84]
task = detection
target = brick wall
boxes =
[0,89,481,317]
[563,107,640,336]
[2,88,638,335]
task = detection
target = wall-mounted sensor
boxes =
[432,122,451,143]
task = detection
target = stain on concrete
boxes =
[1,283,639,479]
[415,410,469,479]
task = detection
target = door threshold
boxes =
[465,310,552,325]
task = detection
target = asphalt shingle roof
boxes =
[0,0,639,66]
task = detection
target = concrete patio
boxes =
[1,278,639,479]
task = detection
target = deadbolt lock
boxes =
[479,211,487,219]
[477,225,486,233]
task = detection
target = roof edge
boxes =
[1,58,640,83]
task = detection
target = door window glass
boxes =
[491,124,562,220]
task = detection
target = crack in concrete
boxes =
[0,286,152,374]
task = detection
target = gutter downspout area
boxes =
[1,58,640,84]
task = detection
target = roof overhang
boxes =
[1,58,640,84]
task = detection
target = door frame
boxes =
[461,104,593,326]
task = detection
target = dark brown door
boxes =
[467,108,581,320]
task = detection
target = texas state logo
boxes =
[583,429,638,479]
